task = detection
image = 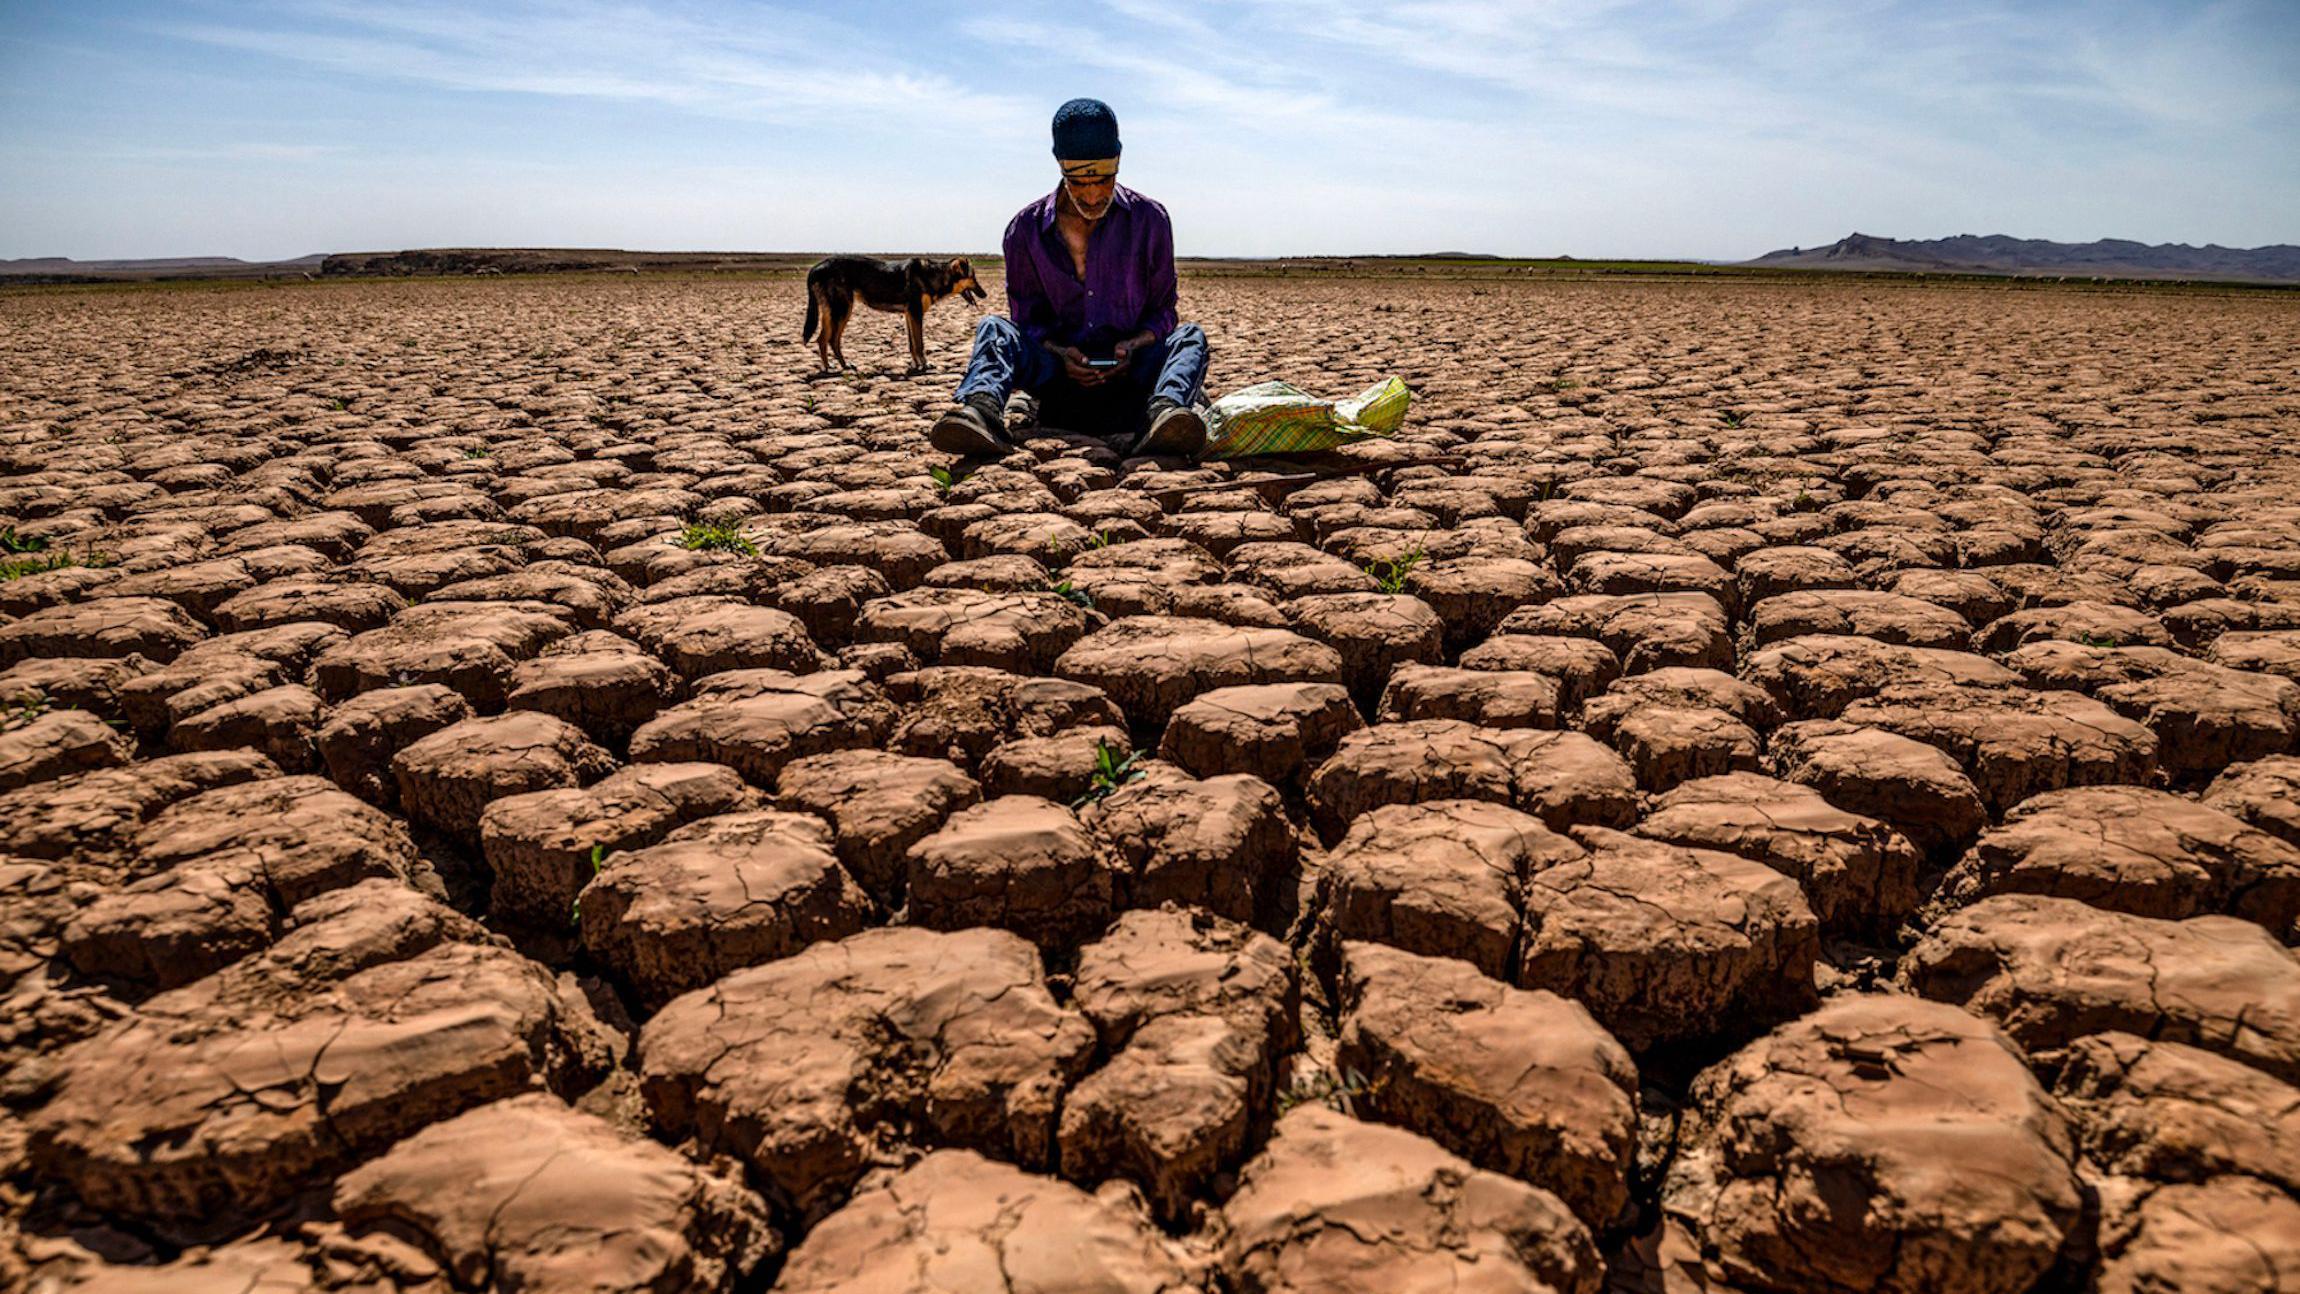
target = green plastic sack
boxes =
[1203,376,1411,458]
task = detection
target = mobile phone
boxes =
[1084,357,1122,370]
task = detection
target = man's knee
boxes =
[1168,322,1207,348]
[975,315,1022,346]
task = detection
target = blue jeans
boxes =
[955,316,1208,438]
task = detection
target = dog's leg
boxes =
[906,298,927,374]
[811,285,832,372]
[831,290,855,371]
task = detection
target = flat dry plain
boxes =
[4,270,2300,1292]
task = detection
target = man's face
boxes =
[1063,172,1116,221]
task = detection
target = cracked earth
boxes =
[3,270,2299,1291]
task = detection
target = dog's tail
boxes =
[802,275,820,341]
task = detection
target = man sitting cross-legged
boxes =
[931,97,1210,460]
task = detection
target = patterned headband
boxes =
[1060,157,1119,180]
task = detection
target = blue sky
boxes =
[2,0,2294,260]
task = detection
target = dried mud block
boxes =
[1663,994,2082,1294]
[905,795,1121,953]
[1899,894,2300,1083]
[1581,667,1784,741]
[503,632,679,745]
[0,748,277,866]
[392,711,616,843]
[2205,755,2300,850]
[758,520,947,590]
[578,809,873,1010]
[1933,786,2300,937]
[628,668,894,786]
[482,761,761,929]
[885,665,1123,769]
[167,683,326,772]
[1742,633,2018,721]
[311,601,574,709]
[1458,634,1623,711]
[1887,567,2015,627]
[0,708,133,793]
[2210,628,2300,683]
[1520,828,1818,1053]
[1280,593,1445,706]
[2092,1176,2300,1294]
[329,1094,778,1291]
[773,749,979,906]
[637,926,1095,1220]
[979,724,1132,803]
[1219,1105,1601,1294]
[0,655,149,721]
[2007,640,2300,780]
[2051,1031,2300,1193]
[1634,772,1922,938]
[1305,720,1637,843]
[428,562,635,630]
[1315,800,1580,980]
[315,683,471,808]
[0,596,207,665]
[1055,615,1344,733]
[773,563,893,648]
[214,577,407,634]
[61,776,421,990]
[1500,592,1732,673]
[1081,767,1294,922]
[1973,599,2176,653]
[1837,683,2159,813]
[1337,941,1638,1231]
[1734,545,1860,606]
[1376,663,1560,730]
[1607,703,1762,792]
[1061,907,1298,1221]
[28,886,602,1220]
[850,587,1095,678]
[614,596,825,680]
[1747,589,1974,650]
[1405,556,1563,652]
[1158,681,1361,784]
[1769,719,1990,854]
[774,1150,1194,1294]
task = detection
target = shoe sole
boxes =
[1135,407,1208,457]
[930,412,1004,457]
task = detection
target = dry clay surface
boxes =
[3,272,2299,1292]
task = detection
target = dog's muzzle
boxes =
[961,285,986,304]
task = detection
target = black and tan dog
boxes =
[802,255,986,373]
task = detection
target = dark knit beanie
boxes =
[1051,98,1121,159]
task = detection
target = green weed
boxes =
[675,520,757,556]
[1070,740,1145,809]
[1,690,53,734]
[0,528,46,555]
[928,465,955,498]
[1048,578,1095,610]
[1364,546,1425,595]
[570,844,612,925]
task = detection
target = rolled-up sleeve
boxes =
[1003,216,1056,351]
[1139,204,1178,340]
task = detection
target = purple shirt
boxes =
[1000,183,1178,355]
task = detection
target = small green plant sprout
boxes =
[1791,490,1818,512]
[1047,578,1095,610]
[461,446,492,460]
[2078,632,2122,649]
[1276,1066,1382,1117]
[675,520,757,556]
[1,689,54,734]
[0,533,79,580]
[329,398,347,412]
[1550,376,1580,391]
[1364,546,1425,595]
[1071,740,1145,809]
[800,393,818,413]
[1719,409,1744,428]
[928,465,955,498]
[0,527,46,555]
[1085,528,1116,550]
[570,844,612,925]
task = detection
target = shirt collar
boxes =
[1036,182,1134,232]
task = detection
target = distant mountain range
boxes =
[0,254,326,281]
[1750,233,2300,283]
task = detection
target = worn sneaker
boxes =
[1131,397,1208,458]
[929,393,1010,457]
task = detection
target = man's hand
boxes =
[1049,342,1110,387]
